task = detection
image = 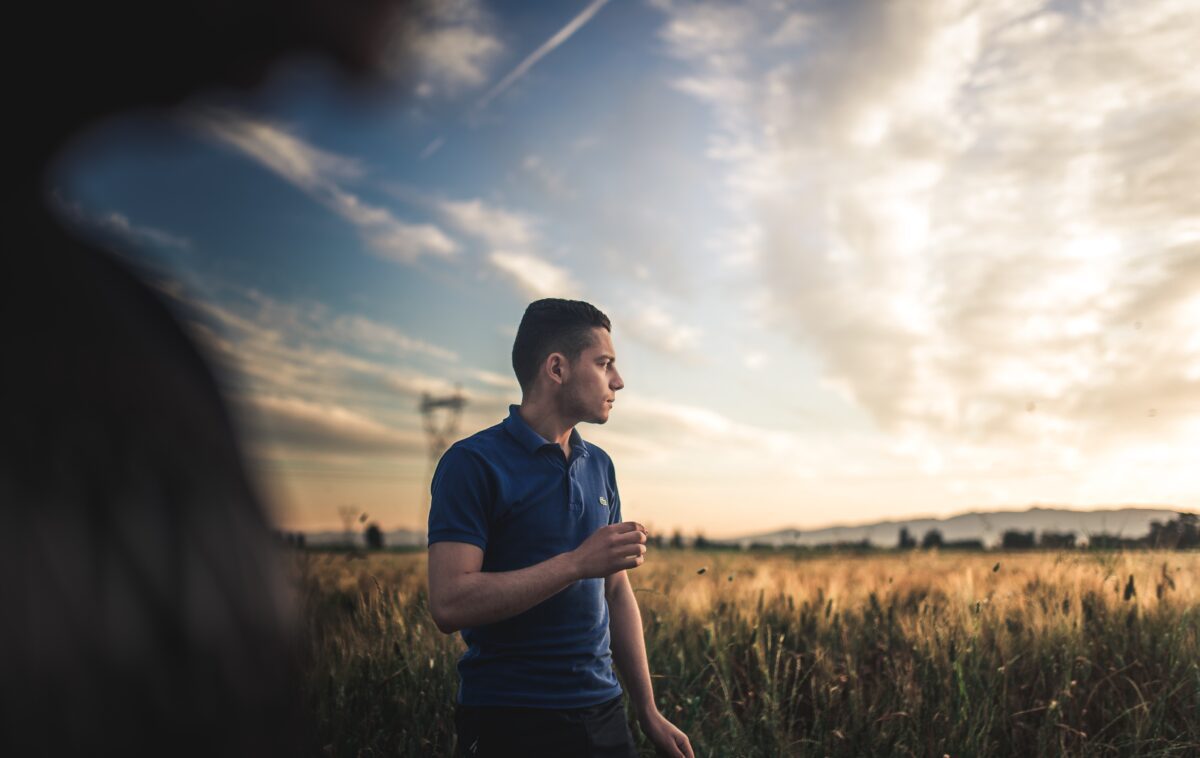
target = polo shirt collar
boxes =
[503,404,590,458]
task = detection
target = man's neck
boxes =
[517,400,576,458]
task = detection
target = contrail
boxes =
[474,0,610,113]
[418,0,610,159]
[419,136,445,160]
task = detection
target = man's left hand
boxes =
[638,710,694,758]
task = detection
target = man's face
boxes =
[562,328,624,424]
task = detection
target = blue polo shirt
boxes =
[427,405,624,708]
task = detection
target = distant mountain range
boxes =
[720,506,1192,549]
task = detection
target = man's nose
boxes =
[611,369,624,391]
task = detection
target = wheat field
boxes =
[294,549,1200,756]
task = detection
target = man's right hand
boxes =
[571,522,649,579]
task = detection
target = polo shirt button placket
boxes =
[567,458,582,516]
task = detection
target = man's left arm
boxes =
[606,570,695,758]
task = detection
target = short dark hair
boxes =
[512,299,611,393]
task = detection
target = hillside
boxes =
[722,506,1190,548]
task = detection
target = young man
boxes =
[427,299,694,758]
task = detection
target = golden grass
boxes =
[295,549,1200,756]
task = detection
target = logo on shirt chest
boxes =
[598,496,608,507]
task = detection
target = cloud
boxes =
[439,197,538,249]
[99,212,192,251]
[414,27,502,92]
[488,251,580,300]
[328,315,458,362]
[164,283,524,466]
[619,305,700,357]
[430,195,585,304]
[658,1,754,58]
[242,394,425,458]
[657,2,755,123]
[521,154,571,198]
[742,351,767,371]
[192,111,363,185]
[472,369,519,390]
[475,0,611,112]
[410,0,503,96]
[364,222,458,264]
[419,136,445,160]
[412,0,610,156]
[192,289,376,354]
[657,0,1200,466]
[176,285,464,399]
[193,108,458,264]
[594,391,890,478]
[52,197,192,253]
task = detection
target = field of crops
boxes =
[294,549,1200,757]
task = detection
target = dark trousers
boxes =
[454,695,638,758]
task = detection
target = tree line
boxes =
[897,512,1198,551]
[276,513,1198,552]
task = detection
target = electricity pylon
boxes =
[337,505,358,547]
[420,387,466,509]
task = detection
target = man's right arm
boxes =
[428,522,647,634]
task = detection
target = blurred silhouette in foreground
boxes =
[2,1,413,755]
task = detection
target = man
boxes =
[427,299,694,758]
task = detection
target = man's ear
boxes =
[545,352,569,385]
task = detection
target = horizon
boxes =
[296,502,1195,542]
[56,0,1200,536]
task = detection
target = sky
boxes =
[51,0,1200,538]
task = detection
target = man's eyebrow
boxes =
[596,354,616,362]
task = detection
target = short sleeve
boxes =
[427,446,492,550]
